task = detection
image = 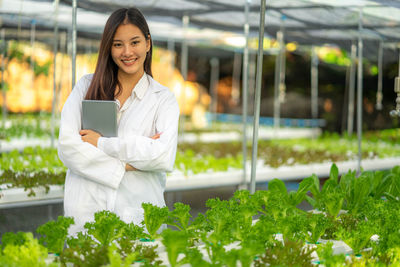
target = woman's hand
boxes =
[79,129,101,147]
[125,164,137,171]
[125,133,162,172]
[151,132,162,140]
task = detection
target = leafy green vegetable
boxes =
[36,215,74,254]
[142,203,169,239]
[306,213,333,244]
[167,202,192,231]
[61,232,109,267]
[180,247,211,267]
[105,243,139,267]
[161,228,189,267]
[316,241,346,266]
[0,232,54,267]
[1,231,29,249]
[254,239,316,267]
[306,164,344,218]
[84,210,126,247]
[335,216,376,254]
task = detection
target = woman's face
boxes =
[111,23,150,78]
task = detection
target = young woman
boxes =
[58,7,179,235]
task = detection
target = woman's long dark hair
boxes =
[85,7,153,100]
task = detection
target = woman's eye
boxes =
[131,41,139,45]
[113,43,122,47]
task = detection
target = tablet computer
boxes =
[82,100,118,137]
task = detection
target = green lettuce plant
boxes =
[142,203,169,239]
[36,215,74,255]
[0,232,55,267]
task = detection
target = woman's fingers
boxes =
[151,132,162,139]
[79,129,89,135]
[79,129,96,136]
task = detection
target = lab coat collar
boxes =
[147,75,167,93]
[132,73,149,100]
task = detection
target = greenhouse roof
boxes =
[1,0,400,61]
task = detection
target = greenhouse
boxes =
[0,0,400,266]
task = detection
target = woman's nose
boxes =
[122,45,133,56]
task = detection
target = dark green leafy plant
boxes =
[59,211,158,267]
[254,239,316,267]
[276,212,308,242]
[36,215,74,254]
[61,232,109,267]
[342,171,373,215]
[1,231,29,249]
[306,213,333,244]
[307,164,344,218]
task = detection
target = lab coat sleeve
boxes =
[57,76,126,189]
[98,91,179,172]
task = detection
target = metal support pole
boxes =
[181,16,189,81]
[342,58,350,133]
[347,42,357,135]
[241,0,251,188]
[1,29,6,124]
[357,8,363,175]
[376,41,383,110]
[179,15,189,138]
[55,31,67,115]
[274,29,286,129]
[273,32,281,129]
[390,50,400,117]
[210,57,219,124]
[249,51,256,115]
[279,30,286,104]
[51,0,59,148]
[232,52,242,105]
[311,46,318,120]
[72,0,77,88]
[250,0,267,194]
[17,0,23,40]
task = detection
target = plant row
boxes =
[1,164,400,266]
[1,133,400,196]
[0,113,59,140]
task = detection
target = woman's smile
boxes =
[121,57,138,66]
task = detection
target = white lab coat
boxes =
[58,73,179,235]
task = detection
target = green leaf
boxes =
[268,179,287,197]
[84,210,126,247]
[142,203,169,239]
[289,177,313,207]
[36,215,74,254]
[305,195,317,208]
[168,202,192,231]
[329,163,339,183]
[161,229,189,267]
[1,231,29,249]
[0,232,49,267]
